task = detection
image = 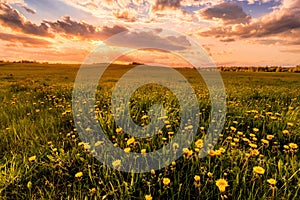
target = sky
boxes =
[0,0,299,66]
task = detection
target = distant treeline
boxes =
[218,65,300,73]
[1,60,300,73]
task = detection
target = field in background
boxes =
[0,63,299,199]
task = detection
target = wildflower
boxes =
[90,188,96,194]
[261,139,269,145]
[207,172,213,178]
[249,143,258,149]
[194,175,201,182]
[249,134,256,137]
[163,178,170,186]
[251,149,260,156]
[237,131,243,136]
[145,194,152,200]
[253,166,265,175]
[116,127,122,134]
[112,160,121,168]
[127,137,135,145]
[289,143,298,149]
[28,155,36,162]
[215,150,221,156]
[266,135,274,140]
[172,161,176,166]
[208,150,215,156]
[287,122,294,127]
[282,130,289,135]
[141,149,146,154]
[283,145,289,149]
[124,147,131,153]
[233,138,239,143]
[253,128,259,133]
[216,179,229,193]
[230,126,237,132]
[267,178,276,185]
[75,172,83,178]
[219,147,226,153]
[195,139,203,148]
[141,115,148,120]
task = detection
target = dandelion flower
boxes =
[28,155,36,162]
[253,128,259,133]
[141,149,146,154]
[253,166,265,175]
[266,135,274,140]
[124,147,131,153]
[207,172,213,178]
[249,143,258,149]
[195,139,203,148]
[127,137,135,145]
[145,194,152,200]
[112,159,121,168]
[216,179,229,193]
[116,127,122,134]
[289,143,298,149]
[163,178,170,186]
[75,172,83,178]
[267,178,276,185]
[251,149,260,156]
[282,130,289,135]
[194,175,201,182]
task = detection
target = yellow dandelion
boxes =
[127,137,135,145]
[140,149,146,154]
[141,115,148,120]
[207,172,213,178]
[145,194,152,200]
[28,155,36,162]
[163,178,170,186]
[253,166,265,175]
[283,145,289,149]
[289,143,298,149]
[267,178,276,185]
[124,147,131,153]
[251,149,260,156]
[219,147,226,153]
[282,130,289,135]
[216,179,229,193]
[112,159,121,168]
[75,172,83,178]
[208,150,215,156]
[253,128,259,133]
[249,143,258,149]
[195,139,203,148]
[116,127,123,134]
[266,135,274,140]
[249,133,256,137]
[194,175,201,182]
[261,139,269,145]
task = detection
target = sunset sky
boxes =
[0,0,299,66]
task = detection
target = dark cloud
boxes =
[45,16,128,40]
[22,5,36,14]
[200,3,300,44]
[220,38,235,42]
[152,0,181,11]
[201,2,251,24]
[107,30,191,51]
[0,33,51,47]
[113,10,136,22]
[0,3,51,37]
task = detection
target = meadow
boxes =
[0,63,299,199]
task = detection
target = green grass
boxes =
[0,63,299,199]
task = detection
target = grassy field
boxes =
[0,63,299,199]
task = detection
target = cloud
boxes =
[0,32,51,47]
[152,0,181,11]
[107,29,191,51]
[45,16,128,40]
[22,5,36,14]
[201,2,251,24]
[113,10,136,22]
[199,0,300,44]
[0,3,51,37]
